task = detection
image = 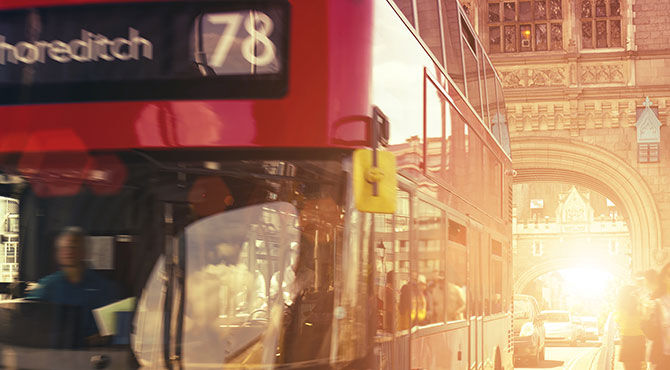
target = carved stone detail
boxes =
[553,105,565,130]
[636,97,662,143]
[617,102,629,127]
[505,98,653,133]
[579,64,625,84]
[602,102,613,128]
[499,67,567,89]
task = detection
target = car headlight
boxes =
[520,322,535,337]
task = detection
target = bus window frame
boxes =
[489,240,505,315]
[423,69,506,224]
[413,195,446,327]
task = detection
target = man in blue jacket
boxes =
[27,227,119,346]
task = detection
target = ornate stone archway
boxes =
[511,136,662,272]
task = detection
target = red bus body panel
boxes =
[0,0,371,153]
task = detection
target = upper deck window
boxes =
[417,0,445,65]
[0,1,289,104]
[488,0,563,52]
[391,0,416,27]
[460,16,477,52]
[441,0,465,93]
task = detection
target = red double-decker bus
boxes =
[0,0,512,369]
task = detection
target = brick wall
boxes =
[634,0,670,51]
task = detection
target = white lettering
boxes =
[69,30,91,62]
[0,28,153,65]
[0,36,17,65]
[241,11,275,67]
[94,35,114,61]
[129,28,152,60]
[111,37,131,60]
[48,41,72,63]
[35,41,49,63]
[207,13,243,68]
[207,12,277,68]
[16,42,39,64]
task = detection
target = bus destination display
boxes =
[0,1,290,104]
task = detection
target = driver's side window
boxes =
[132,256,165,368]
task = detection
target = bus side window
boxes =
[416,0,444,65]
[395,192,411,331]
[440,0,465,92]
[491,240,503,314]
[416,201,445,325]
[446,220,466,321]
[374,237,395,333]
[0,197,19,285]
[374,190,411,334]
[425,76,452,185]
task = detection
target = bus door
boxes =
[467,221,484,369]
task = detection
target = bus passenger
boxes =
[398,280,426,329]
[446,282,466,321]
[269,240,315,306]
[398,282,413,330]
[417,275,429,324]
[381,271,397,331]
[26,227,120,346]
[425,277,445,323]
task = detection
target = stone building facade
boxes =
[460,0,670,273]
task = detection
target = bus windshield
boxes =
[0,152,360,368]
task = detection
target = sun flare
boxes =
[558,267,614,297]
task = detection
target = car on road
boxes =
[542,310,577,346]
[513,295,546,365]
[581,316,600,341]
[573,316,585,342]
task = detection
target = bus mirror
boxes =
[353,149,397,214]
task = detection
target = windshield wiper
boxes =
[174,233,186,367]
[162,203,183,369]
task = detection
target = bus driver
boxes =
[27,227,120,346]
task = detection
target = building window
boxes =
[530,198,543,222]
[636,98,661,163]
[638,143,659,163]
[488,0,563,53]
[8,217,18,233]
[580,0,622,48]
[608,240,619,255]
[531,241,544,256]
